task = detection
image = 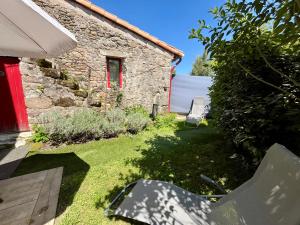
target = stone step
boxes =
[0,139,27,148]
[0,144,14,151]
[0,132,32,148]
[0,131,32,141]
[0,145,29,179]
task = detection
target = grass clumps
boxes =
[125,105,149,117]
[154,113,177,128]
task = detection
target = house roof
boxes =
[72,0,184,58]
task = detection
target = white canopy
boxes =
[0,0,77,58]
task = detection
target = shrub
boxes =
[125,105,149,117]
[66,109,106,141]
[190,0,300,164]
[36,107,152,145]
[42,109,106,144]
[208,34,300,163]
[126,112,151,134]
[154,113,177,128]
[31,125,49,143]
[104,108,127,137]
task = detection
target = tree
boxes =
[189,0,300,163]
[191,51,215,76]
[190,0,299,55]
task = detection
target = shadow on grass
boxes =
[14,152,90,217]
[96,124,253,223]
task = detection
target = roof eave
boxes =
[72,0,184,58]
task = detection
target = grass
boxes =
[14,122,252,225]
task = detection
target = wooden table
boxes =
[0,167,63,225]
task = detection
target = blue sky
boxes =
[91,0,225,75]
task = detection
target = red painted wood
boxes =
[168,66,175,112]
[119,59,123,89]
[106,58,111,89]
[0,57,29,132]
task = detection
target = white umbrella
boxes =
[0,0,77,58]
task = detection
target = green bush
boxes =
[36,108,152,145]
[104,108,127,137]
[31,125,49,143]
[209,33,300,163]
[190,0,300,164]
[154,113,177,128]
[67,109,106,141]
[126,112,151,134]
[42,109,106,144]
[192,20,299,162]
[125,105,149,117]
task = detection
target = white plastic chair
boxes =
[186,96,206,125]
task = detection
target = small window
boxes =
[107,58,122,89]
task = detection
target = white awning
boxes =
[0,0,77,58]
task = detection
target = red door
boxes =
[0,57,29,133]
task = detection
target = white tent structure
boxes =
[171,76,212,114]
[0,0,77,58]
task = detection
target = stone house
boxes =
[0,0,183,132]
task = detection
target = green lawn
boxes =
[14,122,252,225]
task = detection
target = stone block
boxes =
[74,89,88,98]
[40,68,61,79]
[53,97,76,107]
[58,79,79,90]
[26,97,53,109]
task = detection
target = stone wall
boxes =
[20,58,90,125]
[21,0,175,125]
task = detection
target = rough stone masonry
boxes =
[19,0,181,125]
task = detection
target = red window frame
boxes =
[106,58,123,89]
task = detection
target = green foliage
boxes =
[60,70,69,80]
[42,109,106,144]
[191,50,215,76]
[154,113,177,128]
[125,105,151,133]
[126,112,151,134]
[103,108,127,137]
[199,118,209,127]
[36,59,52,68]
[125,105,149,117]
[190,0,300,54]
[36,85,45,94]
[116,93,123,107]
[190,0,300,163]
[36,108,151,144]
[31,125,49,143]
[105,108,126,125]
[15,122,251,225]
